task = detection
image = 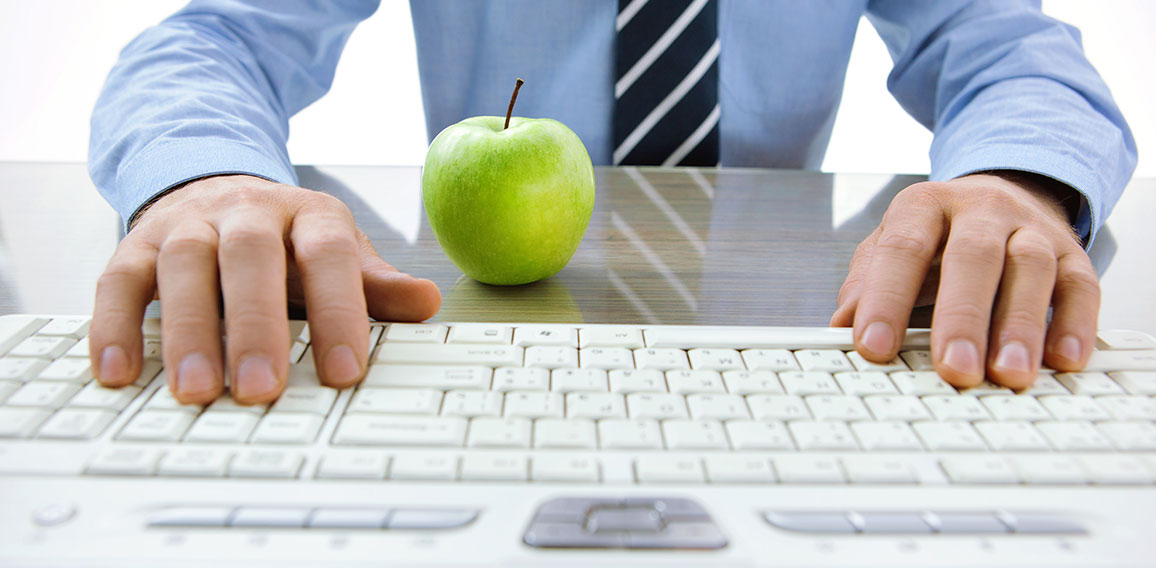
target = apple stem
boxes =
[504,78,524,130]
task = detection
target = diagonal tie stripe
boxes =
[614,0,718,167]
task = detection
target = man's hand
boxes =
[831,173,1099,389]
[88,175,442,404]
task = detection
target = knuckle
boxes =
[1056,263,1101,297]
[159,232,218,258]
[942,236,1003,266]
[935,301,991,327]
[225,308,285,334]
[875,229,935,259]
[219,226,281,252]
[997,306,1047,333]
[1006,234,1056,270]
[294,230,359,263]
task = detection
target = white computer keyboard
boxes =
[3,314,1156,566]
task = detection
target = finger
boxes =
[850,191,945,362]
[155,221,225,403]
[1043,248,1100,371]
[931,217,1010,388]
[290,199,369,388]
[90,238,158,387]
[985,229,1057,389]
[358,232,442,322]
[831,227,880,327]
[216,214,289,404]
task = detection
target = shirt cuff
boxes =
[931,144,1104,249]
[113,138,297,232]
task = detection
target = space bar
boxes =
[643,327,931,350]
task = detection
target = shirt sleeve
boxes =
[88,0,380,230]
[865,0,1137,248]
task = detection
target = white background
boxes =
[0,0,1151,177]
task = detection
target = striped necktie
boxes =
[614,0,720,167]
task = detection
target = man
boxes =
[87,0,1136,404]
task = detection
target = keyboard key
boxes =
[1039,395,1111,421]
[899,350,933,372]
[0,379,18,402]
[1096,330,1156,350]
[36,317,90,338]
[704,456,776,483]
[65,382,139,412]
[788,421,859,451]
[364,365,492,390]
[578,348,634,371]
[249,413,324,444]
[1035,421,1114,451]
[376,343,522,367]
[778,371,841,395]
[864,395,931,421]
[532,455,601,482]
[687,348,744,371]
[308,508,390,529]
[230,507,312,528]
[662,419,729,450]
[269,385,337,415]
[1110,371,1156,395]
[441,390,503,417]
[578,327,643,349]
[794,350,853,373]
[746,394,809,421]
[841,457,917,484]
[145,387,205,414]
[0,315,49,355]
[1079,455,1154,485]
[626,393,688,419]
[804,395,871,421]
[35,358,92,382]
[598,419,663,449]
[182,412,259,443]
[608,369,667,393]
[1011,456,1088,485]
[635,456,704,483]
[774,456,846,484]
[666,370,725,394]
[725,420,795,450]
[921,395,991,421]
[63,337,90,359]
[229,449,303,478]
[389,454,458,481]
[504,391,563,418]
[1021,374,1070,396]
[550,368,608,392]
[1095,395,1156,420]
[846,351,908,373]
[764,511,855,533]
[347,388,442,415]
[890,372,956,396]
[850,421,924,451]
[119,410,196,442]
[388,509,478,530]
[0,357,50,382]
[1098,421,1156,450]
[533,418,597,449]
[565,392,627,419]
[980,395,1052,422]
[1056,372,1125,395]
[956,381,1013,397]
[1081,349,1156,372]
[833,372,896,396]
[513,326,578,348]
[940,456,1019,484]
[466,417,532,448]
[912,421,988,451]
[316,451,388,480]
[460,454,528,481]
[721,370,783,394]
[525,346,579,369]
[36,408,116,439]
[7,336,75,359]
[207,394,267,415]
[686,393,750,420]
[146,507,233,528]
[974,421,1051,451]
[0,407,53,438]
[157,448,232,477]
[646,328,854,350]
[384,323,447,343]
[6,381,81,408]
[493,367,550,391]
[633,348,690,371]
[86,446,163,476]
[851,512,931,533]
[332,415,467,447]
[446,323,511,345]
[741,349,800,372]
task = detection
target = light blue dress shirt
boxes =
[90,0,1136,245]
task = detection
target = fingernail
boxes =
[99,345,128,383]
[942,339,980,376]
[994,341,1031,374]
[235,355,278,400]
[325,344,361,385]
[177,352,216,397]
[1057,335,1082,363]
[860,321,894,356]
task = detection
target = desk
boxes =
[0,163,1152,336]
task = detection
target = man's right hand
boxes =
[88,175,442,405]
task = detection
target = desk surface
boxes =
[0,163,1152,335]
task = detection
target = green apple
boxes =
[422,79,595,286]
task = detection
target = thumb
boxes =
[357,232,442,322]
